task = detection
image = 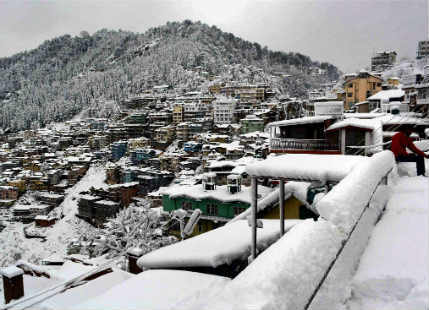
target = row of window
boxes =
[181,202,247,216]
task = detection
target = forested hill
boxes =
[0,20,340,131]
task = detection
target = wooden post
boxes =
[1,266,24,304]
[364,131,371,156]
[126,248,144,274]
[279,179,285,236]
[340,129,346,154]
[251,176,258,260]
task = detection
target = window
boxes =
[182,201,192,211]
[234,206,247,216]
[377,83,382,87]
[347,92,353,98]
[348,83,353,88]
[207,204,218,216]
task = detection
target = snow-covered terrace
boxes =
[192,151,395,310]
[137,219,301,270]
[245,154,369,182]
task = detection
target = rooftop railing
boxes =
[270,138,339,153]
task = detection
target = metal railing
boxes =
[270,138,339,152]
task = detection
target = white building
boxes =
[213,98,237,124]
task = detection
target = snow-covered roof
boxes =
[367,89,405,101]
[246,154,369,182]
[379,114,429,125]
[267,116,333,127]
[138,219,300,269]
[74,270,230,310]
[326,118,380,131]
[160,184,273,205]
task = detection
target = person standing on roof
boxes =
[391,125,429,176]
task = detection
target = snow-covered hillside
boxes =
[0,166,106,266]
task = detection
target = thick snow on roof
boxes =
[344,113,386,119]
[267,116,333,127]
[367,89,405,101]
[74,270,230,310]
[379,114,429,125]
[33,269,132,310]
[326,118,378,131]
[160,184,273,204]
[246,154,369,182]
[346,176,429,309]
[49,261,94,282]
[138,219,300,269]
[0,274,62,307]
[316,151,395,235]
[326,118,384,153]
[180,219,343,310]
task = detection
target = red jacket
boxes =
[391,132,426,157]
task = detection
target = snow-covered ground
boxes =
[345,176,429,310]
[0,166,107,266]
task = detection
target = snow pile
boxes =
[182,219,343,310]
[316,151,395,234]
[246,154,369,182]
[346,176,429,310]
[138,219,300,269]
[160,184,273,204]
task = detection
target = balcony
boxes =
[270,138,340,154]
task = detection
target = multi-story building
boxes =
[371,51,397,71]
[176,122,190,141]
[213,98,237,124]
[154,125,176,144]
[172,103,184,124]
[182,101,211,122]
[111,141,128,161]
[417,40,429,59]
[240,114,265,134]
[343,71,383,110]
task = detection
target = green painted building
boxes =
[240,114,265,134]
[161,183,273,236]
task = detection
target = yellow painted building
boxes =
[177,195,316,238]
[387,77,400,87]
[343,72,382,110]
[7,179,27,194]
[173,104,183,124]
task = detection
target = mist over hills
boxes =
[0,20,340,131]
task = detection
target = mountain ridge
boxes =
[0,20,341,131]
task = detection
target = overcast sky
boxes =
[0,0,427,72]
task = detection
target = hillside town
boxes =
[0,15,429,310]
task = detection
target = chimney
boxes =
[202,173,216,191]
[1,266,24,304]
[126,247,144,274]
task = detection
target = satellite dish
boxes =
[183,209,202,237]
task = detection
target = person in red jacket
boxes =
[391,125,429,176]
